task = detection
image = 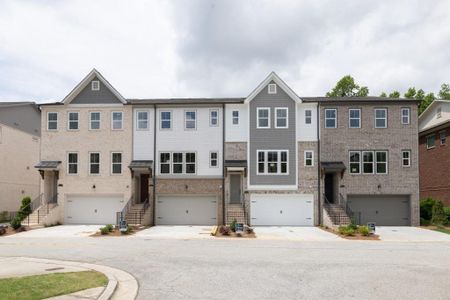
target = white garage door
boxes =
[65,195,124,224]
[250,194,314,226]
[156,195,217,225]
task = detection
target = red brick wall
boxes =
[419,126,450,205]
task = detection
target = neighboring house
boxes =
[418,100,450,205]
[36,69,420,226]
[0,102,41,212]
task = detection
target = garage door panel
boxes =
[65,195,124,225]
[156,196,217,225]
[250,194,314,226]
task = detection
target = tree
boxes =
[389,91,400,98]
[415,89,425,101]
[379,92,387,97]
[431,201,447,226]
[419,92,435,114]
[326,75,369,97]
[438,83,450,99]
[404,87,416,99]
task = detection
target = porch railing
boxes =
[116,196,134,225]
[323,194,352,225]
[339,193,355,223]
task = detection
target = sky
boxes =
[0,0,449,103]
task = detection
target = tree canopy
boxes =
[326,75,369,97]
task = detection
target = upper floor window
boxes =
[67,152,78,174]
[89,152,100,175]
[305,110,312,124]
[349,151,361,174]
[210,151,218,167]
[137,111,149,130]
[257,150,288,175]
[112,112,123,130]
[68,112,79,130]
[375,151,388,174]
[185,111,196,130]
[91,80,100,91]
[210,109,219,127]
[172,152,183,173]
[440,131,446,145]
[275,108,288,128]
[401,108,410,125]
[89,112,101,130]
[232,110,239,125]
[159,152,196,174]
[304,151,313,166]
[186,152,196,173]
[257,108,270,128]
[349,150,388,174]
[111,152,122,174]
[268,83,277,94]
[437,107,442,118]
[426,134,435,149]
[160,111,171,129]
[374,108,387,128]
[47,112,58,130]
[325,109,337,128]
[349,109,361,128]
[402,150,411,167]
[160,153,171,174]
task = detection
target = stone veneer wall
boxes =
[225,142,247,160]
[298,141,320,225]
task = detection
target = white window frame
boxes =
[349,151,361,174]
[89,111,101,130]
[172,152,184,174]
[325,109,337,128]
[402,150,411,167]
[67,152,78,175]
[111,152,122,175]
[210,109,219,127]
[159,152,171,174]
[268,83,277,94]
[136,110,149,131]
[305,110,312,124]
[440,131,446,145]
[257,107,271,129]
[160,111,172,130]
[426,134,435,149]
[47,112,58,131]
[401,108,410,125]
[185,152,196,174]
[184,110,197,130]
[89,152,100,175]
[210,151,219,168]
[232,110,239,125]
[304,150,314,167]
[275,107,288,129]
[362,151,375,174]
[374,108,387,128]
[67,112,79,131]
[91,80,100,91]
[158,151,197,175]
[111,111,123,130]
[256,150,289,175]
[375,151,388,174]
[349,108,361,129]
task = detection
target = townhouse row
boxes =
[35,69,420,227]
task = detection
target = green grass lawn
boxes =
[433,227,450,235]
[0,271,108,300]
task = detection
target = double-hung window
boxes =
[349,109,361,128]
[350,150,388,174]
[160,111,171,129]
[325,109,337,128]
[257,108,270,128]
[89,112,101,130]
[401,108,410,125]
[304,151,313,166]
[111,152,122,174]
[256,150,288,175]
[160,152,196,174]
[210,109,219,127]
[68,112,79,130]
[112,112,123,130]
[402,150,411,167]
[375,151,388,174]
[232,110,239,125]
[137,111,149,130]
[440,131,446,145]
[210,152,218,167]
[47,112,58,130]
[275,108,288,128]
[185,153,196,173]
[172,153,183,174]
[362,151,374,174]
[185,111,196,130]
[349,151,361,174]
[160,153,171,174]
[426,134,435,149]
[305,110,312,124]
[67,152,78,174]
[89,152,100,175]
[374,108,387,128]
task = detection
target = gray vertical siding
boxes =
[249,81,297,185]
[71,76,123,104]
[0,103,41,136]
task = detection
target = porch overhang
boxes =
[321,161,346,178]
[128,160,153,177]
[34,161,61,179]
[225,160,247,175]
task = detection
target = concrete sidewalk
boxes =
[0,257,138,300]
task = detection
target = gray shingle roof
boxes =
[320,161,346,171]
[301,96,419,103]
[35,161,61,169]
[129,98,245,105]
[224,160,247,167]
[129,160,153,169]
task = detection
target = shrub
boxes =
[444,207,450,224]
[17,197,32,221]
[431,201,447,226]
[218,225,230,236]
[230,219,237,232]
[105,224,114,232]
[420,217,431,226]
[358,225,370,236]
[10,217,22,230]
[100,226,109,235]
[348,223,358,230]
[338,225,355,236]
[420,198,437,221]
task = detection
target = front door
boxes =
[140,174,150,203]
[324,173,334,203]
[230,174,241,204]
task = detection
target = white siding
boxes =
[156,106,223,176]
[419,102,450,132]
[225,103,248,141]
[297,103,318,141]
[133,107,155,160]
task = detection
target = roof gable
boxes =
[244,72,301,104]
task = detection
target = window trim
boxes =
[374,108,388,128]
[304,150,314,167]
[256,107,271,129]
[305,109,312,125]
[375,150,388,174]
[402,150,411,167]
[325,108,337,128]
[159,152,171,174]
[275,107,288,129]
[349,108,361,129]
[232,110,239,125]
[88,152,101,175]
[67,152,79,175]
[91,80,100,91]
[256,150,289,175]
[349,150,389,175]
[158,151,197,175]
[111,152,123,175]
[268,83,277,94]
[349,151,361,174]
[209,109,219,127]
[401,107,411,125]
[426,134,436,149]
[209,151,219,168]
[89,111,101,131]
[47,112,58,131]
[184,110,197,130]
[439,130,446,146]
[111,111,123,130]
[136,110,149,131]
[67,111,79,131]
[160,110,172,130]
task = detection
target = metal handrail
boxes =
[339,193,354,221]
[323,194,352,225]
[116,196,133,225]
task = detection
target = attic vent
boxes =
[268,83,277,94]
[91,80,100,91]
[437,107,442,118]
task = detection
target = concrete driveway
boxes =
[134,226,214,239]
[6,225,101,238]
[255,226,344,241]
[377,226,450,242]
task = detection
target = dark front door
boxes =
[230,174,241,204]
[140,174,150,203]
[324,173,334,203]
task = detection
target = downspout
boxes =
[222,103,226,225]
[152,105,157,226]
[317,103,321,225]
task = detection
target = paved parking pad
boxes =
[255,226,344,241]
[6,225,101,238]
[376,226,450,242]
[134,225,214,239]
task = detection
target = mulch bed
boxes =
[0,226,31,237]
[90,226,147,237]
[214,231,256,238]
[320,226,380,240]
